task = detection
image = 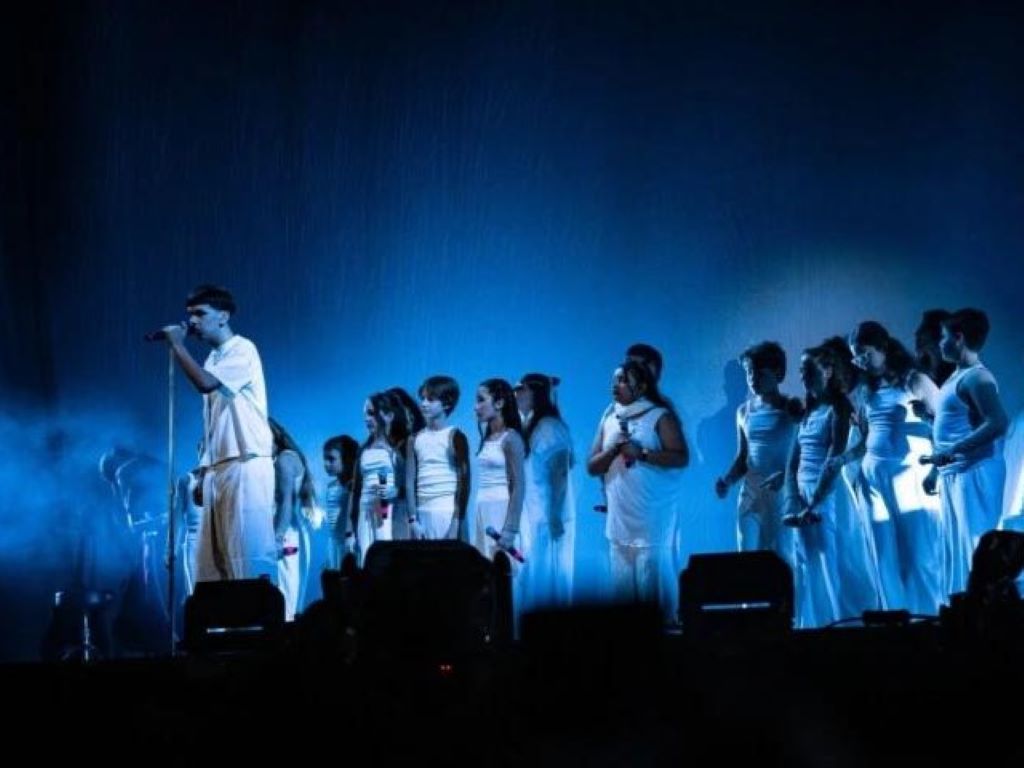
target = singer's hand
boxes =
[373,483,396,500]
[162,323,188,345]
[549,513,565,540]
[344,533,357,554]
[619,441,642,462]
[761,471,785,492]
[408,518,426,540]
[922,469,938,496]
[498,527,518,551]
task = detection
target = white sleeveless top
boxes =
[862,382,918,460]
[414,427,458,502]
[933,363,996,472]
[523,416,574,527]
[601,402,678,546]
[359,445,398,507]
[741,398,797,475]
[797,404,833,492]
[477,431,510,503]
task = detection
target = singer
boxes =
[159,285,277,582]
[472,379,526,568]
[587,360,688,611]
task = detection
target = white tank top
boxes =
[414,427,458,502]
[477,431,510,503]
[741,399,797,475]
[601,404,678,546]
[860,380,931,461]
[933,363,995,472]
[797,404,833,492]
[359,445,397,507]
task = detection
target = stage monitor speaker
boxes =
[184,576,284,653]
[968,530,1024,601]
[679,551,793,639]
[360,540,505,663]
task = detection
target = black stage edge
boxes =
[6,603,1024,765]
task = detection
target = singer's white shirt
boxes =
[600,406,676,546]
[200,335,273,466]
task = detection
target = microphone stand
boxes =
[165,347,178,655]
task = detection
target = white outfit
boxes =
[414,426,459,539]
[473,432,522,564]
[521,416,575,610]
[735,399,797,568]
[791,404,841,628]
[324,478,350,569]
[934,363,1006,595]
[181,472,204,595]
[858,380,944,615]
[275,449,311,622]
[197,335,276,582]
[601,399,680,612]
[356,445,397,563]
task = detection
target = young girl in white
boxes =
[844,321,942,615]
[784,342,859,627]
[515,373,575,610]
[347,391,404,565]
[472,379,526,564]
[405,375,471,540]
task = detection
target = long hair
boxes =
[323,434,359,487]
[802,341,852,424]
[268,417,316,507]
[518,373,564,456]
[363,391,402,449]
[477,378,524,454]
[850,320,916,390]
[620,358,679,421]
[387,387,425,441]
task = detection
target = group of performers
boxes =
[143,285,1013,631]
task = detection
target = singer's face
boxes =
[850,343,885,375]
[186,304,225,343]
[800,354,830,398]
[474,386,497,422]
[323,448,343,478]
[363,400,379,435]
[514,386,533,417]
[743,360,781,397]
[612,369,636,405]
[938,326,964,363]
[420,392,446,422]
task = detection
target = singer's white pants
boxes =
[418,495,457,539]
[197,457,276,582]
[276,526,300,621]
[941,456,1005,596]
[356,499,392,567]
[609,541,663,606]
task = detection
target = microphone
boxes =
[919,453,959,467]
[143,323,192,342]
[485,525,525,563]
[376,470,390,520]
[617,417,635,468]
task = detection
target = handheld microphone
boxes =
[143,323,192,342]
[920,453,958,467]
[485,525,525,563]
[376,470,390,519]
[617,417,635,468]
